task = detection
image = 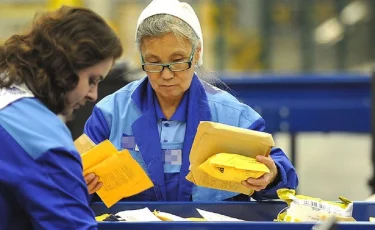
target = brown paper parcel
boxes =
[186,121,275,195]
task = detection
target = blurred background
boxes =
[1,0,374,72]
[1,0,373,201]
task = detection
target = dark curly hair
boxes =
[0,6,123,114]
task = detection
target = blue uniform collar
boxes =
[150,83,188,121]
[131,74,211,201]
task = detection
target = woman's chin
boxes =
[61,107,74,117]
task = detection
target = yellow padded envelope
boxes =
[186,121,275,195]
[89,149,154,208]
[81,140,117,174]
[78,138,154,207]
[199,153,270,182]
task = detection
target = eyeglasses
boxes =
[141,46,195,73]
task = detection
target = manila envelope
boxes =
[80,140,117,174]
[186,121,275,195]
[198,153,270,183]
[74,134,96,155]
[79,139,154,207]
[90,149,154,208]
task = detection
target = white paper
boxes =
[196,209,245,222]
[116,208,161,222]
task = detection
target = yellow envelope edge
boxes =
[74,134,96,155]
[186,167,254,196]
[209,153,270,173]
[95,214,110,222]
[98,179,154,208]
[189,122,275,170]
[199,121,275,146]
[89,149,154,208]
[199,163,267,182]
[81,140,118,172]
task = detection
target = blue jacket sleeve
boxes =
[15,148,97,230]
[248,118,299,200]
[84,106,110,144]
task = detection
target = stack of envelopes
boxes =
[186,121,275,195]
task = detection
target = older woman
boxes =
[84,0,298,202]
[0,6,123,229]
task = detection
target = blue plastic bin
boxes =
[91,201,375,230]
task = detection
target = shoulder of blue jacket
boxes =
[201,81,262,127]
[96,78,144,111]
[93,78,144,131]
[0,98,76,160]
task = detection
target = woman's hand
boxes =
[241,155,278,191]
[84,173,102,194]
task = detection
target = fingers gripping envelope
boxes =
[186,121,275,195]
[74,134,154,208]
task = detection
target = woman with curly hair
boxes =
[0,5,122,230]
